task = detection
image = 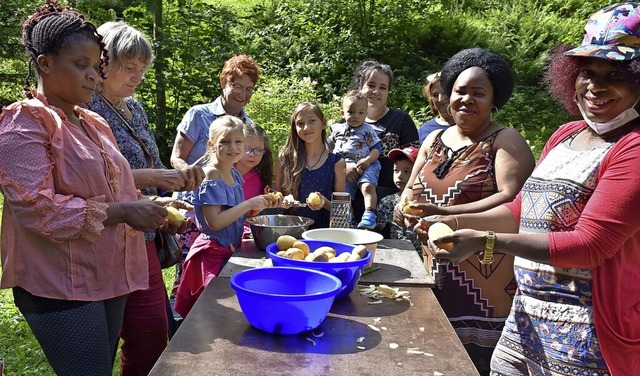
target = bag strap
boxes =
[98,93,154,169]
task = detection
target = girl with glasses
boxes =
[237,122,274,202]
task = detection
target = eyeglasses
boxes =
[228,82,255,95]
[245,147,265,156]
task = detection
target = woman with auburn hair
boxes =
[169,55,260,298]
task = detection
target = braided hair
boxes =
[21,0,107,98]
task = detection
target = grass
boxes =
[0,192,177,375]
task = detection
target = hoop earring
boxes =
[446,104,453,117]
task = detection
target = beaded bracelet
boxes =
[479,231,495,265]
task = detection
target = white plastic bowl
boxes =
[301,228,383,268]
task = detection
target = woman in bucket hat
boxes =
[415,3,640,374]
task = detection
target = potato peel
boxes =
[358,284,411,301]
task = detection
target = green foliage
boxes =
[494,85,575,158]
[246,75,341,154]
[0,283,53,375]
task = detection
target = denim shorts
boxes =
[346,160,381,197]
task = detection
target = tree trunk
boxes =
[153,0,169,162]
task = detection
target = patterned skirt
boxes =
[490,257,609,375]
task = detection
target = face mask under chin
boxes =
[576,96,640,135]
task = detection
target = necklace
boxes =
[306,149,326,170]
[100,92,127,112]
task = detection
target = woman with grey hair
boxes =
[86,21,194,376]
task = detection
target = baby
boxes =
[328,90,382,229]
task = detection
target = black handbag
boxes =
[155,230,182,269]
[99,94,180,269]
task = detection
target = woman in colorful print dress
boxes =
[401,48,535,375]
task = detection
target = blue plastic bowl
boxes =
[230,267,342,335]
[266,239,371,299]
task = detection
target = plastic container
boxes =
[302,228,383,269]
[266,239,371,299]
[231,267,342,335]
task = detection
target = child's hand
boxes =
[306,192,326,211]
[356,159,370,171]
[249,194,279,212]
[281,194,296,209]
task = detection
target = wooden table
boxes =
[149,278,478,376]
[219,239,434,287]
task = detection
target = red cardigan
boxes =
[504,120,640,375]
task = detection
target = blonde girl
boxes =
[174,116,278,317]
[276,102,346,228]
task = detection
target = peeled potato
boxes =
[269,191,283,200]
[347,252,362,261]
[352,245,368,259]
[165,206,185,225]
[292,241,310,257]
[330,252,351,263]
[402,197,422,216]
[428,222,454,250]
[276,235,297,251]
[315,246,336,257]
[307,192,322,206]
[285,248,305,260]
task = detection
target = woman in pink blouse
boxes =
[0,1,167,375]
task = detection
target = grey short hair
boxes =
[97,21,154,70]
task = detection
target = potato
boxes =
[315,246,336,257]
[276,235,297,251]
[347,252,362,261]
[330,252,351,263]
[277,250,286,256]
[307,192,322,206]
[292,241,310,257]
[352,245,368,259]
[305,252,329,262]
[427,222,454,250]
[284,248,305,260]
[165,206,185,225]
[402,196,422,216]
[269,191,283,200]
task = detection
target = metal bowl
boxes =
[246,215,315,250]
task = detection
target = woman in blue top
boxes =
[276,102,347,229]
[174,116,279,317]
[417,72,455,144]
